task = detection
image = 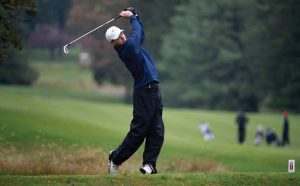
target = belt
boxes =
[144,82,159,89]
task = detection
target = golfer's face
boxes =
[112,32,126,46]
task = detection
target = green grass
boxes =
[31,60,96,91]
[0,173,299,186]
[0,85,299,174]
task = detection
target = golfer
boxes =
[105,9,164,174]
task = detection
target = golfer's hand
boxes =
[119,10,133,19]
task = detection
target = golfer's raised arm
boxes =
[129,16,144,46]
[135,16,145,45]
[119,10,144,49]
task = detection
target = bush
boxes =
[0,49,38,85]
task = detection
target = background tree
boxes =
[27,0,72,59]
[29,0,72,30]
[0,48,38,85]
[136,0,186,60]
[159,0,259,111]
[0,0,37,58]
[253,0,300,112]
[0,0,38,86]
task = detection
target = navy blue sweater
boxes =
[114,15,159,89]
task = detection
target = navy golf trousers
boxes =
[110,84,164,169]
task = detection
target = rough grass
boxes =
[0,145,108,175]
[0,145,227,175]
[0,173,299,186]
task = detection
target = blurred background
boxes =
[1,0,299,112]
[0,0,299,175]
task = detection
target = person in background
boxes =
[199,121,215,141]
[254,125,264,146]
[281,111,290,146]
[236,111,248,144]
[266,128,281,146]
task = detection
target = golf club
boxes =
[63,15,121,54]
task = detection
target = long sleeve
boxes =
[126,16,145,53]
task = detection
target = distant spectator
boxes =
[266,128,281,146]
[282,111,290,146]
[254,125,264,146]
[236,111,248,144]
[199,121,215,141]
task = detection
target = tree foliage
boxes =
[0,0,37,58]
[0,0,38,86]
[253,0,300,111]
[159,0,259,111]
[0,48,38,85]
[26,0,72,59]
[153,0,300,112]
[32,0,72,29]
[136,0,186,59]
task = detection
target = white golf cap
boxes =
[105,26,124,42]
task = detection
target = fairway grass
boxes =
[0,173,299,186]
[0,86,299,175]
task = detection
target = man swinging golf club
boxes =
[105,8,164,174]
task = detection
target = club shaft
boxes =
[68,16,121,45]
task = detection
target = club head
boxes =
[63,44,69,54]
